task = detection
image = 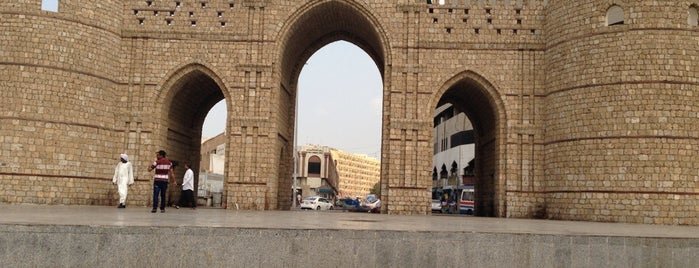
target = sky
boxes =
[41,0,58,12]
[202,41,383,159]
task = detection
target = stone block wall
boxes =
[384,187,432,215]
[2,221,697,267]
[0,0,126,206]
[543,1,699,225]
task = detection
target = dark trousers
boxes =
[153,181,168,209]
[179,189,196,208]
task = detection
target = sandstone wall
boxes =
[0,0,126,205]
[544,1,699,224]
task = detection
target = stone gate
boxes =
[1,0,698,225]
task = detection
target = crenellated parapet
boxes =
[426,0,548,8]
[419,0,546,46]
[127,0,246,32]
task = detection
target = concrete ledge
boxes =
[1,205,698,267]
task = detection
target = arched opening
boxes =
[199,100,227,208]
[307,156,322,177]
[297,41,382,159]
[432,102,476,215]
[279,2,386,85]
[606,5,625,26]
[159,65,228,209]
[277,0,388,210]
[433,73,501,217]
[294,41,383,203]
[689,5,698,26]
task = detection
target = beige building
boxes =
[198,133,225,204]
[330,149,381,198]
[200,133,226,175]
[3,1,699,225]
[295,145,380,201]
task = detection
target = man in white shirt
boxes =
[112,153,134,208]
[175,163,196,209]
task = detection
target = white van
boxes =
[458,185,475,215]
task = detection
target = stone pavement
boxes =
[2,204,699,238]
[1,204,698,267]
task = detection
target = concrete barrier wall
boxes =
[1,224,697,267]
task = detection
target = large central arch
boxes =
[273,0,391,209]
[278,1,390,87]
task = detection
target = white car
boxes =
[300,196,334,210]
[431,199,442,213]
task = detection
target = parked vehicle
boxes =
[346,196,369,212]
[431,199,442,213]
[433,185,475,215]
[431,187,443,213]
[458,185,475,215]
[336,197,359,210]
[300,196,334,210]
[361,194,381,213]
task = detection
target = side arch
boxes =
[429,70,508,217]
[155,62,232,112]
[149,63,232,207]
[154,63,233,142]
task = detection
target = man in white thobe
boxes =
[175,163,196,209]
[112,153,134,208]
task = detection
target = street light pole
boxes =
[292,86,299,209]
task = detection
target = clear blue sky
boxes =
[202,41,383,159]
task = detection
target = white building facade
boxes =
[433,104,475,187]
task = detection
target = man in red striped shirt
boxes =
[148,150,175,213]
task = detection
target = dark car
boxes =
[336,198,357,208]
[336,197,361,211]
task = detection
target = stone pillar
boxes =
[222,0,280,210]
[381,3,434,215]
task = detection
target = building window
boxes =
[308,156,321,176]
[450,130,475,148]
[41,0,59,12]
[440,165,448,180]
[606,5,624,26]
[689,6,699,26]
